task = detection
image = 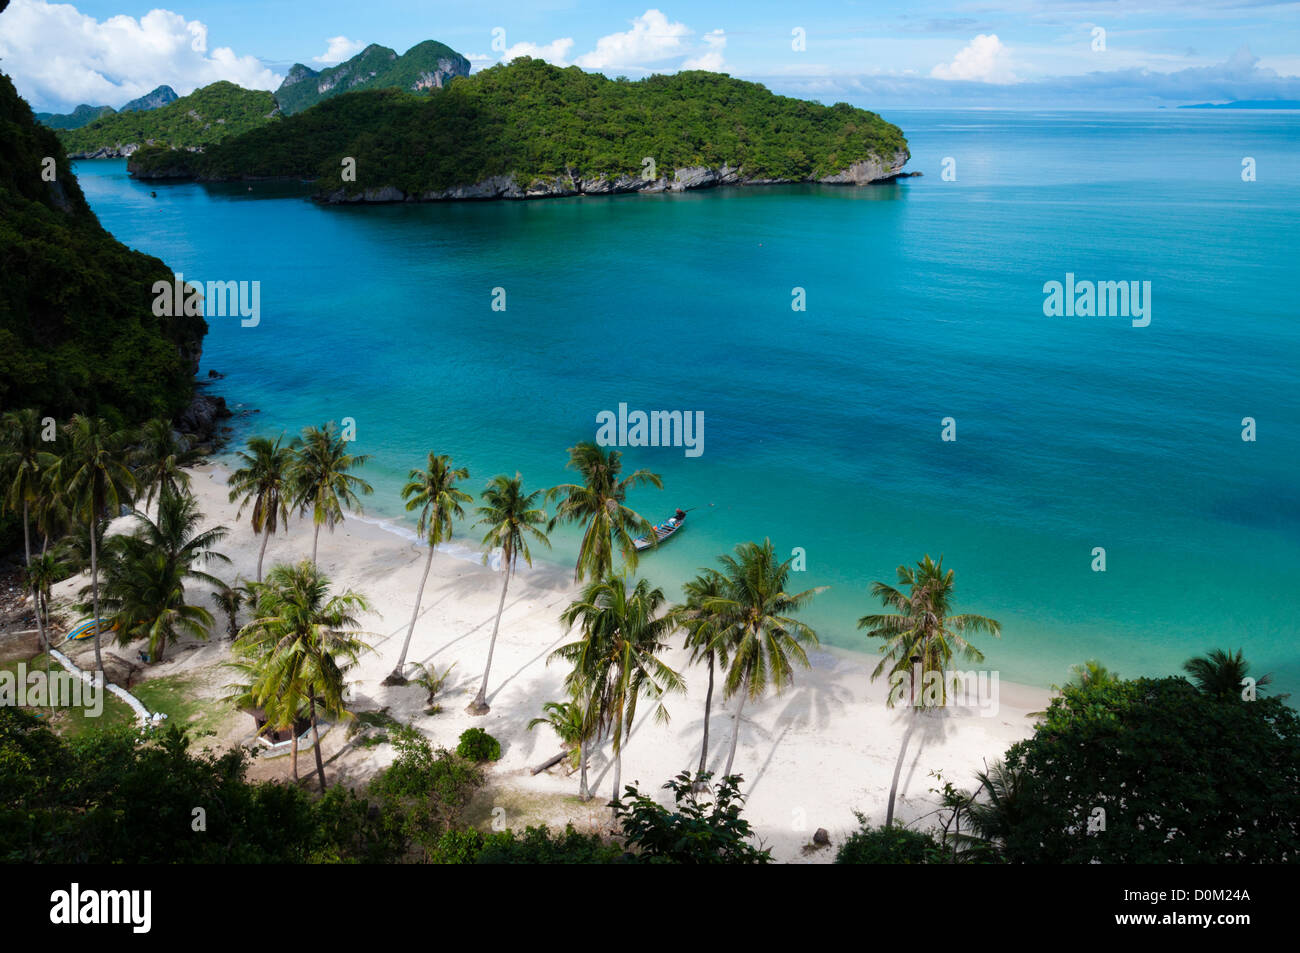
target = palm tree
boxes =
[409,660,455,711]
[383,452,472,686]
[1029,659,1122,719]
[859,554,998,826]
[1,409,58,643]
[1183,648,1273,701]
[227,434,295,582]
[857,554,1001,708]
[211,582,249,641]
[87,491,229,661]
[131,488,229,572]
[553,574,683,802]
[966,759,1027,853]
[1061,659,1119,690]
[94,544,215,662]
[676,568,732,779]
[233,561,371,789]
[467,473,550,713]
[546,442,661,581]
[24,550,69,651]
[528,697,588,772]
[51,416,137,671]
[0,409,57,566]
[291,423,373,565]
[132,418,200,509]
[707,539,825,779]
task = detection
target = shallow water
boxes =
[76,107,1300,696]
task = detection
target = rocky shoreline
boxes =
[72,142,205,160]
[129,149,915,200]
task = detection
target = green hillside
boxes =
[274,40,470,115]
[57,81,277,156]
[35,103,115,130]
[0,72,206,422]
[131,59,908,196]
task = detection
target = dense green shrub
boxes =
[835,818,945,864]
[475,825,625,864]
[425,825,625,864]
[370,726,484,856]
[613,771,772,864]
[0,707,395,862]
[456,726,502,762]
[992,677,1300,863]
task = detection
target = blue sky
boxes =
[3,0,1299,111]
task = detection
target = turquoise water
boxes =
[75,109,1300,697]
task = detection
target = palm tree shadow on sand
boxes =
[744,676,855,795]
[886,706,953,825]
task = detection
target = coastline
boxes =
[123,150,915,203]
[55,460,1049,863]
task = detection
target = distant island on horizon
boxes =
[1178,99,1300,109]
[126,57,911,204]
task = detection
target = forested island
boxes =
[52,41,471,157]
[37,85,178,131]
[128,59,910,202]
[58,82,277,158]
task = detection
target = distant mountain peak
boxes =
[273,39,469,115]
[35,103,115,130]
[121,85,178,113]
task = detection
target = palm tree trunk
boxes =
[578,739,590,801]
[256,526,270,582]
[89,514,103,673]
[22,502,44,651]
[310,697,326,793]
[723,675,749,779]
[385,542,434,685]
[886,707,919,827]
[696,650,715,778]
[611,746,622,807]
[35,589,48,653]
[290,724,300,783]
[311,522,321,564]
[468,561,510,714]
[39,535,50,630]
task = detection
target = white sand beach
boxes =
[53,462,1050,864]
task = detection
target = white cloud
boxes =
[0,0,282,111]
[575,9,692,69]
[500,12,727,74]
[931,34,1017,84]
[683,29,726,71]
[502,38,576,66]
[313,36,364,65]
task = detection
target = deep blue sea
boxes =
[75,109,1300,697]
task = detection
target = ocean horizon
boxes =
[75,107,1300,699]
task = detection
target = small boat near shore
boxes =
[634,509,687,552]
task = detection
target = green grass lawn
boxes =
[132,672,235,746]
[0,653,138,738]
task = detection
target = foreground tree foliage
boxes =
[0,707,395,863]
[992,676,1300,863]
[835,819,947,865]
[0,706,780,864]
[612,771,772,864]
